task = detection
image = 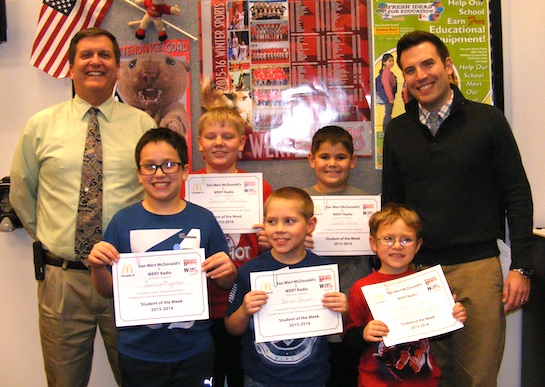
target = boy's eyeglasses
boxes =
[376,236,417,247]
[137,162,183,175]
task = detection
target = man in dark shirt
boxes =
[382,30,533,386]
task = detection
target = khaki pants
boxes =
[38,265,121,387]
[419,257,505,387]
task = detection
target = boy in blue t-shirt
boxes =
[88,128,237,387]
[225,187,348,386]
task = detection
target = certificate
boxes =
[250,264,343,343]
[311,195,381,255]
[112,249,209,327]
[362,265,464,347]
[185,173,263,233]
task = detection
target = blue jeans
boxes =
[383,102,393,129]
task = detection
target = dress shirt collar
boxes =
[73,94,116,122]
[418,89,454,127]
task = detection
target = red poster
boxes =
[200,0,372,160]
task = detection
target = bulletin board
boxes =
[199,0,374,160]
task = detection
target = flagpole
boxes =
[120,0,198,41]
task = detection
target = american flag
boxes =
[30,0,113,78]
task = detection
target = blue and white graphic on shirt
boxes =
[255,337,317,364]
[247,306,317,364]
[130,228,201,252]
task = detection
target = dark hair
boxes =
[135,128,189,166]
[69,27,121,65]
[381,53,394,68]
[264,187,314,221]
[368,203,422,238]
[396,30,450,70]
[310,125,354,155]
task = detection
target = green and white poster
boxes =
[371,0,492,169]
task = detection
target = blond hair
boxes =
[264,187,314,221]
[369,203,421,238]
[197,107,245,136]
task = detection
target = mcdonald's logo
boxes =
[192,183,203,193]
[373,292,386,304]
[314,205,322,215]
[260,282,272,293]
[121,264,134,275]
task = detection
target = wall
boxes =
[0,0,542,385]
[501,3,545,228]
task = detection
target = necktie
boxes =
[428,112,440,136]
[75,107,103,267]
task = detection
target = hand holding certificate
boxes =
[185,173,264,233]
[311,195,381,255]
[112,249,209,327]
[250,264,343,343]
[362,265,464,347]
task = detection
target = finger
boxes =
[96,242,118,259]
[203,255,230,273]
[519,291,531,306]
[206,265,231,279]
[504,295,523,314]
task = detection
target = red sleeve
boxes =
[262,179,273,202]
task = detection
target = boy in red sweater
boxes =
[189,107,273,386]
[344,204,466,386]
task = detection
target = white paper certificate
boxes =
[250,264,343,343]
[311,195,381,256]
[112,249,209,327]
[185,173,263,233]
[362,265,464,347]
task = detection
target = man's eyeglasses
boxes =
[375,236,417,247]
[137,162,183,175]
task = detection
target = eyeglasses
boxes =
[375,236,417,247]
[137,162,183,175]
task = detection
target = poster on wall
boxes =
[370,0,493,169]
[115,39,193,165]
[199,0,373,160]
